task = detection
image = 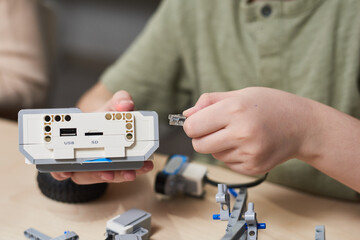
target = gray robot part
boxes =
[216,184,231,221]
[222,220,247,240]
[106,209,151,240]
[35,161,145,172]
[24,228,51,240]
[156,155,189,196]
[51,232,79,240]
[244,203,258,240]
[115,235,142,240]
[220,188,250,240]
[315,225,325,240]
[24,228,79,240]
[155,155,207,197]
[214,186,266,240]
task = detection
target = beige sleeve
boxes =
[0,0,48,115]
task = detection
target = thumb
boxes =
[98,90,134,112]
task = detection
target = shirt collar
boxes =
[240,0,324,22]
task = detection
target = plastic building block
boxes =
[244,203,258,240]
[214,184,230,221]
[24,228,51,240]
[168,114,186,126]
[52,231,79,240]
[315,225,325,240]
[228,188,238,198]
[24,209,151,240]
[212,185,327,240]
[115,235,142,240]
[24,228,78,240]
[106,208,151,240]
[221,188,248,240]
[18,108,159,172]
[213,186,266,240]
[155,154,207,197]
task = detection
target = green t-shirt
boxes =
[101,0,360,200]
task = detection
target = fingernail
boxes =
[100,172,114,181]
[183,107,194,116]
[116,100,134,111]
[117,100,133,106]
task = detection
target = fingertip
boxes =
[115,100,134,111]
[113,90,132,101]
[51,172,72,181]
[50,172,62,180]
[143,161,154,171]
[183,107,194,117]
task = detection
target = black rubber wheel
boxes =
[37,172,108,203]
[154,171,169,195]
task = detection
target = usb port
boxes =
[60,128,77,137]
[85,132,103,136]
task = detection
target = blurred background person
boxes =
[0,0,48,120]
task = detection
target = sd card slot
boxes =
[85,132,103,136]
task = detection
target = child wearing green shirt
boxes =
[52,0,360,201]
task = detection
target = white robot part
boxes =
[18,108,159,172]
[106,209,151,240]
[180,163,208,196]
[155,155,208,197]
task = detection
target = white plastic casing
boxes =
[18,108,159,172]
[181,163,207,196]
[106,208,151,237]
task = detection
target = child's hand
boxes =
[183,87,316,175]
[51,161,154,184]
[51,90,154,184]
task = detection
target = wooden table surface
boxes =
[0,118,359,240]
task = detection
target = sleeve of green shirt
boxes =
[101,0,191,123]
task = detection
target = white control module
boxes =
[18,108,159,172]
